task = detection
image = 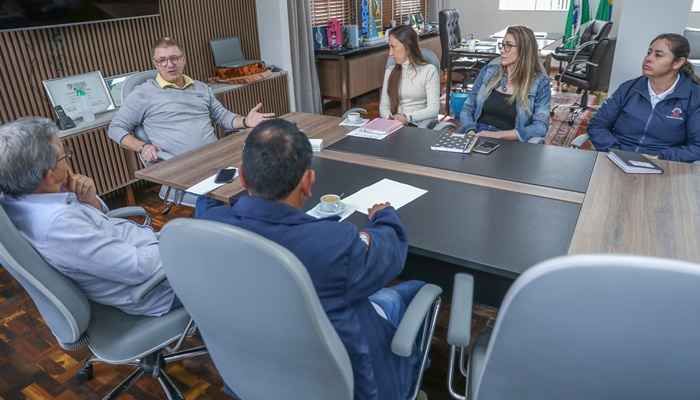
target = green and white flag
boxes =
[596,0,613,21]
[564,0,591,49]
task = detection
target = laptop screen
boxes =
[210,37,245,67]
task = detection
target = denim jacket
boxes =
[458,63,552,142]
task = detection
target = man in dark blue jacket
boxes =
[201,119,425,400]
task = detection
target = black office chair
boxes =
[439,9,488,91]
[551,37,616,127]
[551,20,613,86]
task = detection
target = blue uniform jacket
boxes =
[587,74,700,162]
[458,63,552,141]
[202,196,421,400]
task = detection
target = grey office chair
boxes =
[0,203,207,399]
[446,254,700,400]
[121,70,197,215]
[160,218,442,400]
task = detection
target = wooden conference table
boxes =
[136,113,700,302]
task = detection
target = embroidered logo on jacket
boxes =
[359,232,371,250]
[666,108,684,120]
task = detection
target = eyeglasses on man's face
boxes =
[498,43,517,53]
[58,144,73,163]
[153,55,184,67]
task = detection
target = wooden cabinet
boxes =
[316,34,441,113]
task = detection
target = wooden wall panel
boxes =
[0,0,261,124]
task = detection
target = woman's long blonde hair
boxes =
[484,26,544,113]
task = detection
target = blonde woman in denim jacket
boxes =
[458,26,552,142]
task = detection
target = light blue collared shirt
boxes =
[0,192,174,316]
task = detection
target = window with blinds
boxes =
[310,0,428,30]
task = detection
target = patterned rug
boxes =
[546,92,597,147]
[438,91,597,147]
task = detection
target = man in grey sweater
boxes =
[108,37,275,215]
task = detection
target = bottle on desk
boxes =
[468,34,476,52]
[74,88,95,122]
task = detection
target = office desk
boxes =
[136,113,700,301]
[304,157,580,279]
[568,153,700,263]
[327,126,596,195]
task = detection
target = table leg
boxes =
[340,56,349,113]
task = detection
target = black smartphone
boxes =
[473,141,500,154]
[214,168,237,184]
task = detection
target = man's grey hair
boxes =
[0,117,59,197]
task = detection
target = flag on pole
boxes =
[595,0,613,21]
[564,0,592,49]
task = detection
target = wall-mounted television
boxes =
[0,0,160,32]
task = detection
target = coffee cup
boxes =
[347,112,361,123]
[320,194,341,213]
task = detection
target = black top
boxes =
[478,90,516,130]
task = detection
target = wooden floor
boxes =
[0,75,601,400]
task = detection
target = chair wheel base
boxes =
[76,362,94,382]
[568,120,575,126]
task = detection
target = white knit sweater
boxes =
[379,60,440,123]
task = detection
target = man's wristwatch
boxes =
[138,143,147,155]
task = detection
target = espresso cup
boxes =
[320,194,341,213]
[347,112,361,123]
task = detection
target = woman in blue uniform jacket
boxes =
[588,33,700,163]
[458,25,552,142]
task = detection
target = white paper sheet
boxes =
[342,179,428,215]
[185,167,238,196]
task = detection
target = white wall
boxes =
[609,0,692,91]
[256,0,296,111]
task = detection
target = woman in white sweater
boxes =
[379,25,440,125]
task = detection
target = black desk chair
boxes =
[551,20,612,87]
[551,37,616,130]
[439,9,488,91]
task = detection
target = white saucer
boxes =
[315,201,346,215]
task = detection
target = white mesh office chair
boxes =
[447,254,700,400]
[160,218,442,400]
[0,203,207,399]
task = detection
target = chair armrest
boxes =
[417,118,438,130]
[528,136,546,145]
[130,268,167,303]
[391,283,443,357]
[446,273,474,347]
[570,134,590,149]
[434,121,457,131]
[157,151,174,161]
[342,108,368,119]
[106,206,152,226]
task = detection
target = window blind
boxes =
[310,0,427,31]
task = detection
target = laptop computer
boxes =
[210,36,260,68]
